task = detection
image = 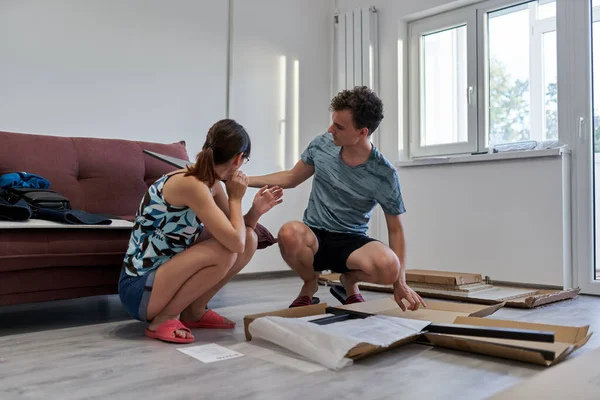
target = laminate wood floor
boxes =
[1,277,599,400]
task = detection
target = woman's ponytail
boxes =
[186,119,251,186]
[186,145,217,186]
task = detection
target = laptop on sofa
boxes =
[143,150,193,169]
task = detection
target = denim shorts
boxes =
[118,267,157,322]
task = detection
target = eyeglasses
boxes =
[243,157,250,164]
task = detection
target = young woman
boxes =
[119,119,283,344]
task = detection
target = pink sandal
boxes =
[180,309,236,329]
[145,320,195,344]
[289,295,321,308]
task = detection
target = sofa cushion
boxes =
[0,131,190,216]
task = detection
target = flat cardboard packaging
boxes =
[420,316,591,366]
[318,273,580,308]
[244,298,591,367]
[244,298,503,361]
[489,346,600,399]
[405,269,483,286]
[335,297,504,323]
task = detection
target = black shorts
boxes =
[309,226,379,274]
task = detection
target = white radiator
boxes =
[333,7,379,94]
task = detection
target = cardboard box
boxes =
[244,298,591,368]
[318,273,580,309]
[244,298,503,362]
[420,316,592,367]
[335,297,504,324]
[489,346,600,399]
[505,288,581,308]
[405,269,483,286]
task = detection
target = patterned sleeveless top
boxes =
[123,172,204,277]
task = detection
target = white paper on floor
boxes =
[177,343,244,363]
[248,315,431,371]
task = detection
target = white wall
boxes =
[230,0,334,274]
[336,0,572,287]
[398,155,569,286]
[0,0,229,158]
[0,0,335,275]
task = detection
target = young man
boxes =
[248,86,425,311]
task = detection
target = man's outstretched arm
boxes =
[385,213,427,311]
[248,159,315,189]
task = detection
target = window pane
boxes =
[537,1,555,20]
[543,31,557,140]
[488,6,530,145]
[421,26,468,146]
[594,21,600,155]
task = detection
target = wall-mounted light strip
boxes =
[279,55,287,170]
[293,59,300,162]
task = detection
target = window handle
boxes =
[578,115,585,139]
[467,86,474,106]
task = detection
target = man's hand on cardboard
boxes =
[393,281,427,312]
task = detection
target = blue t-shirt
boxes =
[301,133,406,235]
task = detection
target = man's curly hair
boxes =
[329,86,384,136]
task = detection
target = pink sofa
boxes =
[0,130,192,306]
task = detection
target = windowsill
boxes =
[395,147,569,168]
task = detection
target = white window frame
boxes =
[409,0,564,159]
[561,0,600,296]
[531,2,551,142]
[409,8,478,157]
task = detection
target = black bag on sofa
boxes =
[8,188,71,211]
[0,188,33,221]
